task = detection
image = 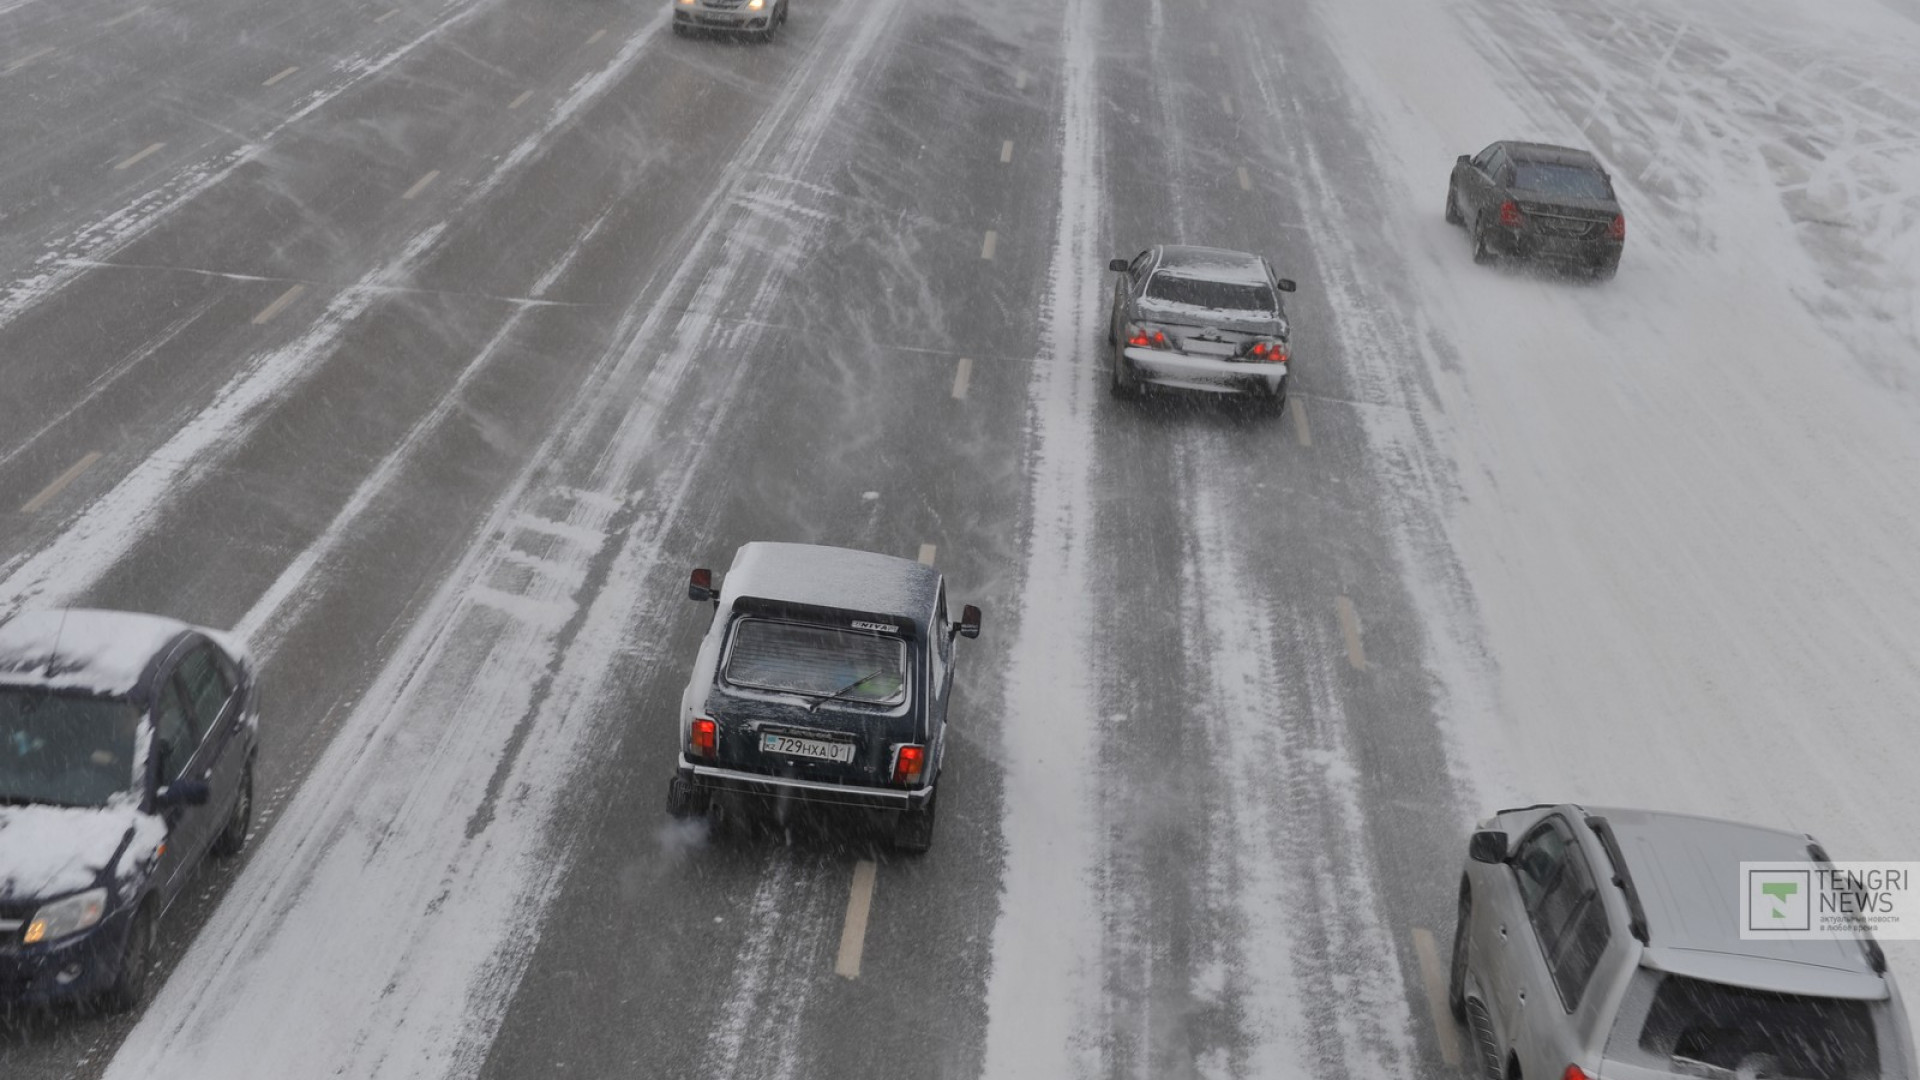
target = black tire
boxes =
[1448,878,1471,1022]
[778,0,788,25]
[1592,260,1618,281]
[1445,187,1463,225]
[666,774,699,818]
[893,790,937,854]
[210,761,253,858]
[100,905,155,1014]
[1471,219,1496,266]
[672,22,687,35]
[1109,343,1138,400]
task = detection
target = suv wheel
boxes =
[101,905,156,1014]
[893,790,937,854]
[1445,187,1464,225]
[211,761,254,858]
[1448,878,1470,1022]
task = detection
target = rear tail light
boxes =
[1125,324,1168,349]
[1565,1066,1593,1080]
[1498,200,1525,228]
[1246,339,1289,363]
[892,744,926,786]
[1608,214,1625,241]
[689,717,718,759]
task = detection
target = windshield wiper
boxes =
[806,669,885,713]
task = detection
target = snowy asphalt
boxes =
[4,0,1919,1076]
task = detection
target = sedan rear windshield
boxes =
[1144,273,1276,314]
[724,619,908,705]
[0,688,141,808]
[1512,161,1614,200]
[1637,974,1879,1080]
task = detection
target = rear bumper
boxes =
[672,6,773,28]
[1487,227,1621,266]
[1123,346,1286,395]
[684,760,933,812]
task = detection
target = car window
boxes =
[1142,273,1277,314]
[155,679,197,784]
[1473,143,1499,169]
[1512,820,1569,910]
[1548,891,1610,1010]
[0,688,141,807]
[178,644,232,732]
[1128,250,1153,287]
[1637,974,1879,1080]
[931,586,951,692]
[723,618,909,705]
[1511,161,1614,200]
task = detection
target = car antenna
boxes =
[45,609,69,678]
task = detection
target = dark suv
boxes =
[1450,804,1915,1080]
[1447,141,1625,278]
[0,609,259,1010]
[665,543,980,853]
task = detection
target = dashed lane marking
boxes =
[1290,394,1310,446]
[508,89,534,109]
[1000,139,1013,164]
[250,284,307,325]
[1411,928,1465,1066]
[113,142,166,170]
[1221,94,1234,117]
[980,230,997,260]
[5,46,54,74]
[951,356,972,400]
[1237,166,1251,191]
[20,452,103,514]
[262,65,300,87]
[1336,594,1369,671]
[374,8,399,22]
[917,544,936,566]
[586,27,606,43]
[401,169,440,200]
[834,860,878,978]
[102,8,148,28]
[1014,69,1028,90]
[1208,42,1220,58]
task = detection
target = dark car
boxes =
[665,542,980,853]
[0,609,259,1011]
[1105,244,1298,406]
[1446,141,1625,277]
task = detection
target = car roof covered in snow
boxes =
[1588,805,1890,998]
[0,609,192,697]
[1502,141,1604,169]
[719,543,940,640]
[1155,245,1270,284]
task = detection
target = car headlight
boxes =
[24,888,109,944]
[748,0,764,8]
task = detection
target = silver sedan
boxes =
[1105,244,1298,406]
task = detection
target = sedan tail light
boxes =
[1125,324,1169,349]
[1565,1067,1595,1080]
[1608,214,1626,241]
[689,717,718,759]
[1245,339,1289,363]
[1498,199,1525,228]
[892,744,926,786]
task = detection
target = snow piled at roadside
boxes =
[1315,0,1920,1007]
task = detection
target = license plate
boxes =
[761,732,855,763]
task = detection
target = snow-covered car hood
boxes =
[0,802,162,901]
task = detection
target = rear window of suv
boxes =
[1637,974,1879,1080]
[723,619,908,705]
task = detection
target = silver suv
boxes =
[1450,804,1916,1080]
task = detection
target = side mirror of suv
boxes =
[1108,258,1130,272]
[1276,279,1297,293]
[156,779,211,808]
[688,568,715,603]
[1468,829,1509,864]
[955,604,982,640]
[1457,154,1472,167]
